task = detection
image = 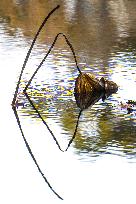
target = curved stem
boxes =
[12,5,60,105]
[65,110,82,151]
[24,32,81,92]
[12,106,63,200]
[23,90,64,152]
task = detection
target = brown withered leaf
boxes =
[74,73,104,110]
[74,73,118,110]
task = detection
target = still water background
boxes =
[0,0,136,203]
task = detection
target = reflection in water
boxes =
[11,5,64,200]
[74,104,136,160]
[108,0,129,38]
[1,0,136,162]
[64,0,77,22]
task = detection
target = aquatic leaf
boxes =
[74,73,104,110]
[74,73,118,110]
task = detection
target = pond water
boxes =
[1,0,136,204]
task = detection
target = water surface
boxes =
[1,1,136,203]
